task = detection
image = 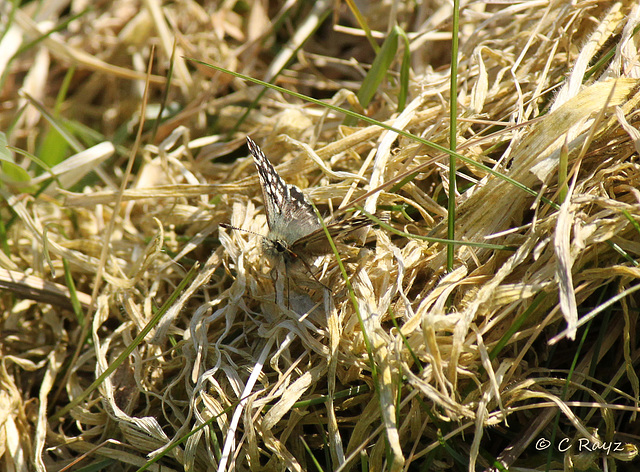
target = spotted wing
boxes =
[290,215,372,256]
[247,137,321,245]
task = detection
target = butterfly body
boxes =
[246,136,370,267]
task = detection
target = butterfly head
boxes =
[262,235,294,262]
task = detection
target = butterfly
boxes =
[223,137,372,273]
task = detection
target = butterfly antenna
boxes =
[219,223,265,238]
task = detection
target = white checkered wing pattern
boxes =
[246,136,371,262]
[247,137,321,245]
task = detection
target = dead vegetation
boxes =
[1,1,640,471]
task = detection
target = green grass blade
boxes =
[447,0,461,272]
[20,91,84,153]
[344,26,398,126]
[397,27,410,112]
[0,132,31,186]
[344,0,379,53]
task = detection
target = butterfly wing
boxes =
[291,215,372,256]
[247,137,321,244]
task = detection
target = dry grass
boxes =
[2,1,640,471]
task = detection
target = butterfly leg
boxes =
[285,264,291,309]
